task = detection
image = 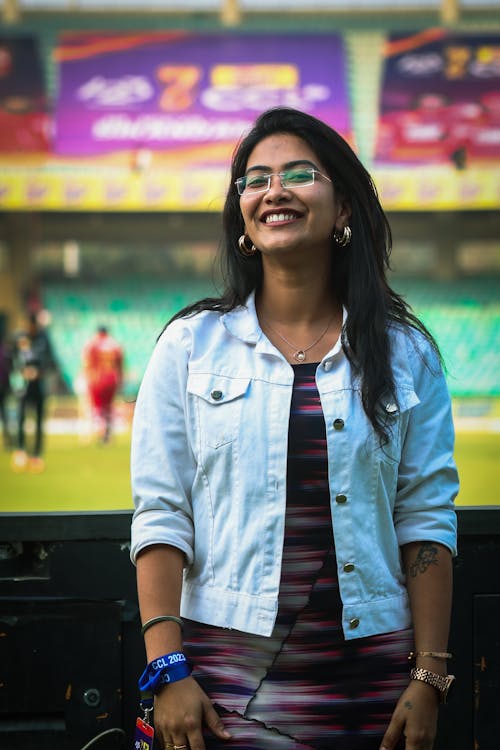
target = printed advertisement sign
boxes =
[0,36,49,152]
[54,31,352,160]
[375,29,500,166]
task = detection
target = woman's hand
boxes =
[379,680,440,750]
[152,676,232,750]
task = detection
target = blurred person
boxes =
[0,328,12,449]
[82,325,123,444]
[131,108,458,750]
[11,312,56,472]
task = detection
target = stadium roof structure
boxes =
[2,0,500,26]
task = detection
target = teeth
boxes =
[265,213,296,223]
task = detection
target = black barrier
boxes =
[0,509,499,750]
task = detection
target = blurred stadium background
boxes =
[0,0,498,511]
[0,2,499,748]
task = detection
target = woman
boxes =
[131,107,458,750]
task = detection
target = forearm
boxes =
[402,540,453,676]
[136,544,185,661]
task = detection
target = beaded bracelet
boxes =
[141,615,184,636]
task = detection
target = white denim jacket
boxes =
[131,292,458,640]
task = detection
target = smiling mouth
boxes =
[263,212,301,224]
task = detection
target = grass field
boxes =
[0,432,132,513]
[0,428,498,513]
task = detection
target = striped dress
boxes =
[184,362,412,749]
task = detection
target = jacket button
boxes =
[343,563,355,573]
[349,618,360,629]
[211,390,223,401]
[335,494,347,504]
[333,418,344,430]
[323,360,332,371]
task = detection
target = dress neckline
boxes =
[291,361,319,371]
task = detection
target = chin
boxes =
[261,237,302,253]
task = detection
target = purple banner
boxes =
[375,29,500,166]
[54,31,351,159]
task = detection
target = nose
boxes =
[265,173,290,198]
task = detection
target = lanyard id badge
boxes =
[134,704,154,749]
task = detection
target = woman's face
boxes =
[238,133,349,263]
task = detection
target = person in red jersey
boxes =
[82,325,123,443]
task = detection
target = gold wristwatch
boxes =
[410,667,456,704]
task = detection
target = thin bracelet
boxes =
[141,615,184,636]
[408,651,452,662]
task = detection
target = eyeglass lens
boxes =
[237,168,317,195]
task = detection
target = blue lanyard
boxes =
[138,651,192,696]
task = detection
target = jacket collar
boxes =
[221,291,262,344]
[222,290,349,356]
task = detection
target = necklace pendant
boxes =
[294,350,306,362]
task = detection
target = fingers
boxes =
[161,712,204,750]
[380,712,403,750]
[155,678,231,750]
[180,709,207,750]
[380,682,439,750]
[202,697,232,740]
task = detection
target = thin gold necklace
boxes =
[261,313,336,363]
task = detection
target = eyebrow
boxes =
[245,159,319,174]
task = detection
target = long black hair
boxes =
[168,107,440,441]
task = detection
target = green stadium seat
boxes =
[43,276,499,398]
[43,278,215,396]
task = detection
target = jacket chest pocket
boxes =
[376,387,420,465]
[187,374,251,450]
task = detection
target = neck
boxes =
[257,266,338,325]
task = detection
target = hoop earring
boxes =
[333,226,352,247]
[238,234,258,257]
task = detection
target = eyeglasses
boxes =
[235,168,332,196]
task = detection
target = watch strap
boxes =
[410,667,455,703]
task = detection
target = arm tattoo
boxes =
[409,542,439,577]
[404,700,413,710]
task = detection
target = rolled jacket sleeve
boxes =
[394,331,459,555]
[130,321,196,565]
